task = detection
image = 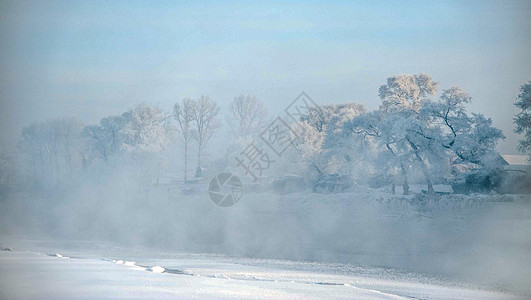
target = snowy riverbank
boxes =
[0,240,526,300]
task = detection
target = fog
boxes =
[1,1,530,298]
[1,160,530,293]
[1,1,530,154]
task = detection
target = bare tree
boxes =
[173,98,196,183]
[228,94,267,138]
[19,118,84,189]
[192,95,220,178]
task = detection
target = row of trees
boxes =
[173,96,219,181]
[6,74,530,194]
[172,94,268,182]
[289,74,506,194]
[13,94,267,189]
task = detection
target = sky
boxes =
[1,0,530,154]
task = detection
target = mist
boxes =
[1,1,530,299]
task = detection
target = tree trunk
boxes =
[385,143,409,194]
[311,163,323,193]
[413,151,434,194]
[81,151,87,169]
[408,139,434,194]
[399,163,409,195]
[195,165,203,178]
[32,152,37,190]
[402,173,410,195]
[195,140,203,178]
[184,139,188,184]
[419,160,434,193]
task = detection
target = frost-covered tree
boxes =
[295,103,366,178]
[121,104,173,154]
[378,73,438,112]
[423,87,504,166]
[377,74,439,193]
[423,87,471,149]
[119,104,175,184]
[346,110,414,194]
[457,113,504,165]
[304,103,365,133]
[173,98,196,183]
[514,82,531,156]
[347,75,504,194]
[227,94,267,138]
[192,95,220,177]
[319,103,366,175]
[291,120,327,177]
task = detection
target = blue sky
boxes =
[1,0,530,153]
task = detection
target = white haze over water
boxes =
[1,165,530,295]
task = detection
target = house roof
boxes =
[501,155,530,166]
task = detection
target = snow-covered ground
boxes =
[0,241,524,300]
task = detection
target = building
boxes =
[500,155,531,173]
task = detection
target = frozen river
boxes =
[0,239,524,299]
